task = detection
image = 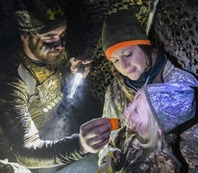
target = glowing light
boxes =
[67,72,83,99]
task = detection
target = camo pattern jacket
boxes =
[102,57,198,172]
[98,127,181,173]
[0,47,85,168]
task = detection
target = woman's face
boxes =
[124,89,151,139]
[110,45,147,80]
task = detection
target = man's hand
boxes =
[79,118,111,153]
[69,57,92,78]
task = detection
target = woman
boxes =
[101,9,198,121]
[98,83,197,173]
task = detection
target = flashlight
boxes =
[67,64,85,99]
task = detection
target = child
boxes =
[102,9,198,125]
[98,83,196,173]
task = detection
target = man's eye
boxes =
[46,36,60,42]
[43,39,54,43]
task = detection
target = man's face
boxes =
[28,24,66,65]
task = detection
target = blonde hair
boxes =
[139,100,162,149]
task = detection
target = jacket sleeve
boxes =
[102,79,131,120]
[102,85,117,119]
[151,149,181,173]
[180,123,198,172]
[0,77,85,168]
[163,60,198,85]
[98,138,121,167]
[98,127,126,168]
[130,149,180,173]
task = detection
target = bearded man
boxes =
[0,0,111,172]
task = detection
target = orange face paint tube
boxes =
[109,118,121,131]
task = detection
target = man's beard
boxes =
[28,39,62,65]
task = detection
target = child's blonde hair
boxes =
[139,94,162,149]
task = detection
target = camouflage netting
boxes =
[66,0,198,104]
[66,0,156,104]
[153,0,198,77]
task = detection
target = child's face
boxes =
[124,89,151,139]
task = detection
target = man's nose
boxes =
[54,40,65,50]
[55,44,64,50]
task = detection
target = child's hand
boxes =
[98,149,123,173]
[97,157,114,173]
[113,150,122,166]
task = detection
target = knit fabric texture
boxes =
[144,83,197,133]
[102,9,150,60]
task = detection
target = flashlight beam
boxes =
[67,72,83,99]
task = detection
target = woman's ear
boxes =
[21,35,29,43]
